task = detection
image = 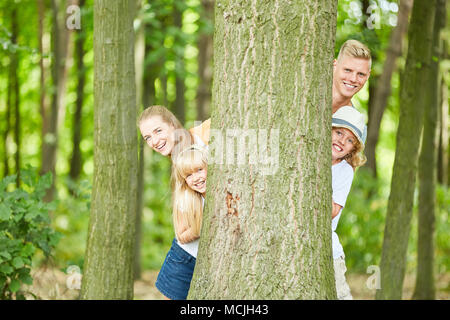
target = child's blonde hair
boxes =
[138,105,193,159]
[171,146,208,244]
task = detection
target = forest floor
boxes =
[22,267,449,300]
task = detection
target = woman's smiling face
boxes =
[139,116,175,156]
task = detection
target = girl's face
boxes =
[332,127,356,164]
[140,116,175,156]
[185,166,207,195]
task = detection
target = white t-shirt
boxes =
[176,133,208,258]
[331,160,354,259]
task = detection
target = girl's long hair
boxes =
[171,146,208,244]
[138,105,193,159]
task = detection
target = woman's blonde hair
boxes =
[171,146,208,244]
[138,105,193,159]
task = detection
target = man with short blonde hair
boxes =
[332,39,372,114]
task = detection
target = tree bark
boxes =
[189,0,338,300]
[365,0,413,176]
[80,0,138,300]
[376,0,436,300]
[412,0,445,300]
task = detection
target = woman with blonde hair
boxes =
[138,105,210,299]
[138,105,210,159]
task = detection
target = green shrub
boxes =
[0,168,60,299]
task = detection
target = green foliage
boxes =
[338,169,386,272]
[141,151,174,270]
[339,169,450,275]
[48,178,92,270]
[0,167,60,300]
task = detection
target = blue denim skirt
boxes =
[155,238,196,300]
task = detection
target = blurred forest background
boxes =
[0,0,449,299]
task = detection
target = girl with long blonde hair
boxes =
[154,144,208,300]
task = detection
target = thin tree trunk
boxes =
[41,0,62,200]
[80,0,138,300]
[4,6,15,179]
[189,0,338,299]
[133,0,146,280]
[173,3,185,124]
[376,0,437,300]
[412,0,445,300]
[365,0,413,176]
[56,0,74,130]
[196,0,214,121]
[69,0,86,182]
[3,78,10,178]
[41,0,73,200]
[437,76,448,185]
[12,6,20,187]
[38,0,48,179]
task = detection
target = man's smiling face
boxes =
[333,55,370,100]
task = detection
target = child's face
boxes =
[139,116,175,156]
[332,127,356,164]
[185,166,207,195]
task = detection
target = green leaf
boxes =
[0,175,17,193]
[12,257,24,269]
[0,264,13,274]
[19,273,32,285]
[0,251,12,260]
[0,203,11,221]
[9,279,20,292]
[20,244,35,257]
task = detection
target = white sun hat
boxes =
[332,106,366,146]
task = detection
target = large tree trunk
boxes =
[365,0,413,176]
[80,0,138,300]
[412,0,445,300]
[376,0,436,300]
[189,0,338,300]
[196,0,214,121]
[69,0,87,182]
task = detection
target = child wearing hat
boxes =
[331,106,367,300]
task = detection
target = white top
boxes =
[331,160,354,259]
[176,133,208,258]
